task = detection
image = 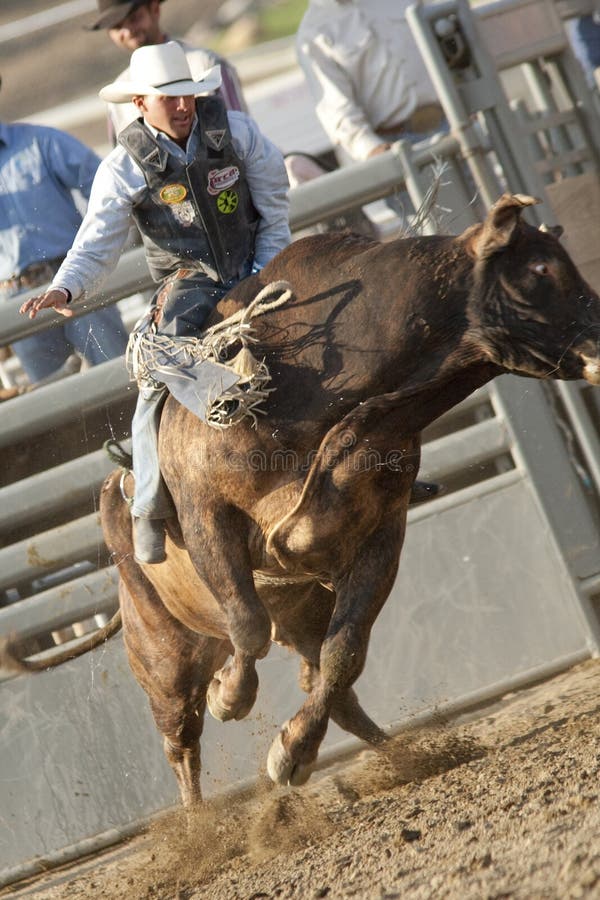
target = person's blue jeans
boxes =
[130,380,173,518]
[11,305,128,382]
[568,15,600,86]
[130,266,250,520]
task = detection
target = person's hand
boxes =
[367,143,392,158]
[19,289,73,320]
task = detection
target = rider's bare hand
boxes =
[19,289,73,319]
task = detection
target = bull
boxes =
[4,194,600,806]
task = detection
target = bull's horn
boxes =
[539,223,564,239]
[510,194,539,207]
[582,355,600,385]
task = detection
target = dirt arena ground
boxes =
[4,657,599,900]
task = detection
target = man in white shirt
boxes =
[296,0,444,163]
[85,0,247,142]
[21,42,290,565]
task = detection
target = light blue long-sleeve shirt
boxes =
[0,122,100,281]
[52,111,291,301]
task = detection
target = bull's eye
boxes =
[532,262,549,276]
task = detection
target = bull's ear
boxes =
[539,223,564,239]
[470,194,539,259]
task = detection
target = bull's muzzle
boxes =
[581,354,600,385]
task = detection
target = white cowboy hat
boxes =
[99,41,222,103]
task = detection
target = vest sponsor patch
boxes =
[205,129,227,150]
[160,183,188,204]
[217,190,239,214]
[207,166,240,196]
[170,200,196,227]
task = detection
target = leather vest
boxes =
[119,96,259,283]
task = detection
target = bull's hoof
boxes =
[206,684,237,722]
[266,726,314,787]
[206,667,258,723]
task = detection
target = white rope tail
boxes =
[202,280,293,428]
[126,280,293,429]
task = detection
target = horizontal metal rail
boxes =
[0,443,129,534]
[0,357,133,449]
[0,247,152,346]
[0,513,104,592]
[517,109,584,132]
[422,385,492,436]
[419,416,510,479]
[409,466,523,522]
[536,148,593,172]
[0,567,118,641]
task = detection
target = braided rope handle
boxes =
[202,279,293,341]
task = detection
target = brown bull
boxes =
[6,194,600,806]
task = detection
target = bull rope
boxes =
[127,279,293,429]
[253,570,335,593]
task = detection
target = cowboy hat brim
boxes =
[99,65,222,103]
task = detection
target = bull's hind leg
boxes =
[101,473,230,805]
[267,513,405,786]
[179,507,271,723]
[119,575,230,805]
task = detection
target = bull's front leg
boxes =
[267,510,407,786]
[299,657,388,747]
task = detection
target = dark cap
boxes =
[84,0,164,31]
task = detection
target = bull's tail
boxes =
[0,609,122,675]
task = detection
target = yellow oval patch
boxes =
[160,183,188,204]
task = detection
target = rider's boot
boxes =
[133,516,166,564]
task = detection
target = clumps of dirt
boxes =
[138,795,254,890]
[330,726,487,800]
[248,790,335,861]
[65,726,487,899]
[68,795,256,900]
[99,776,335,897]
